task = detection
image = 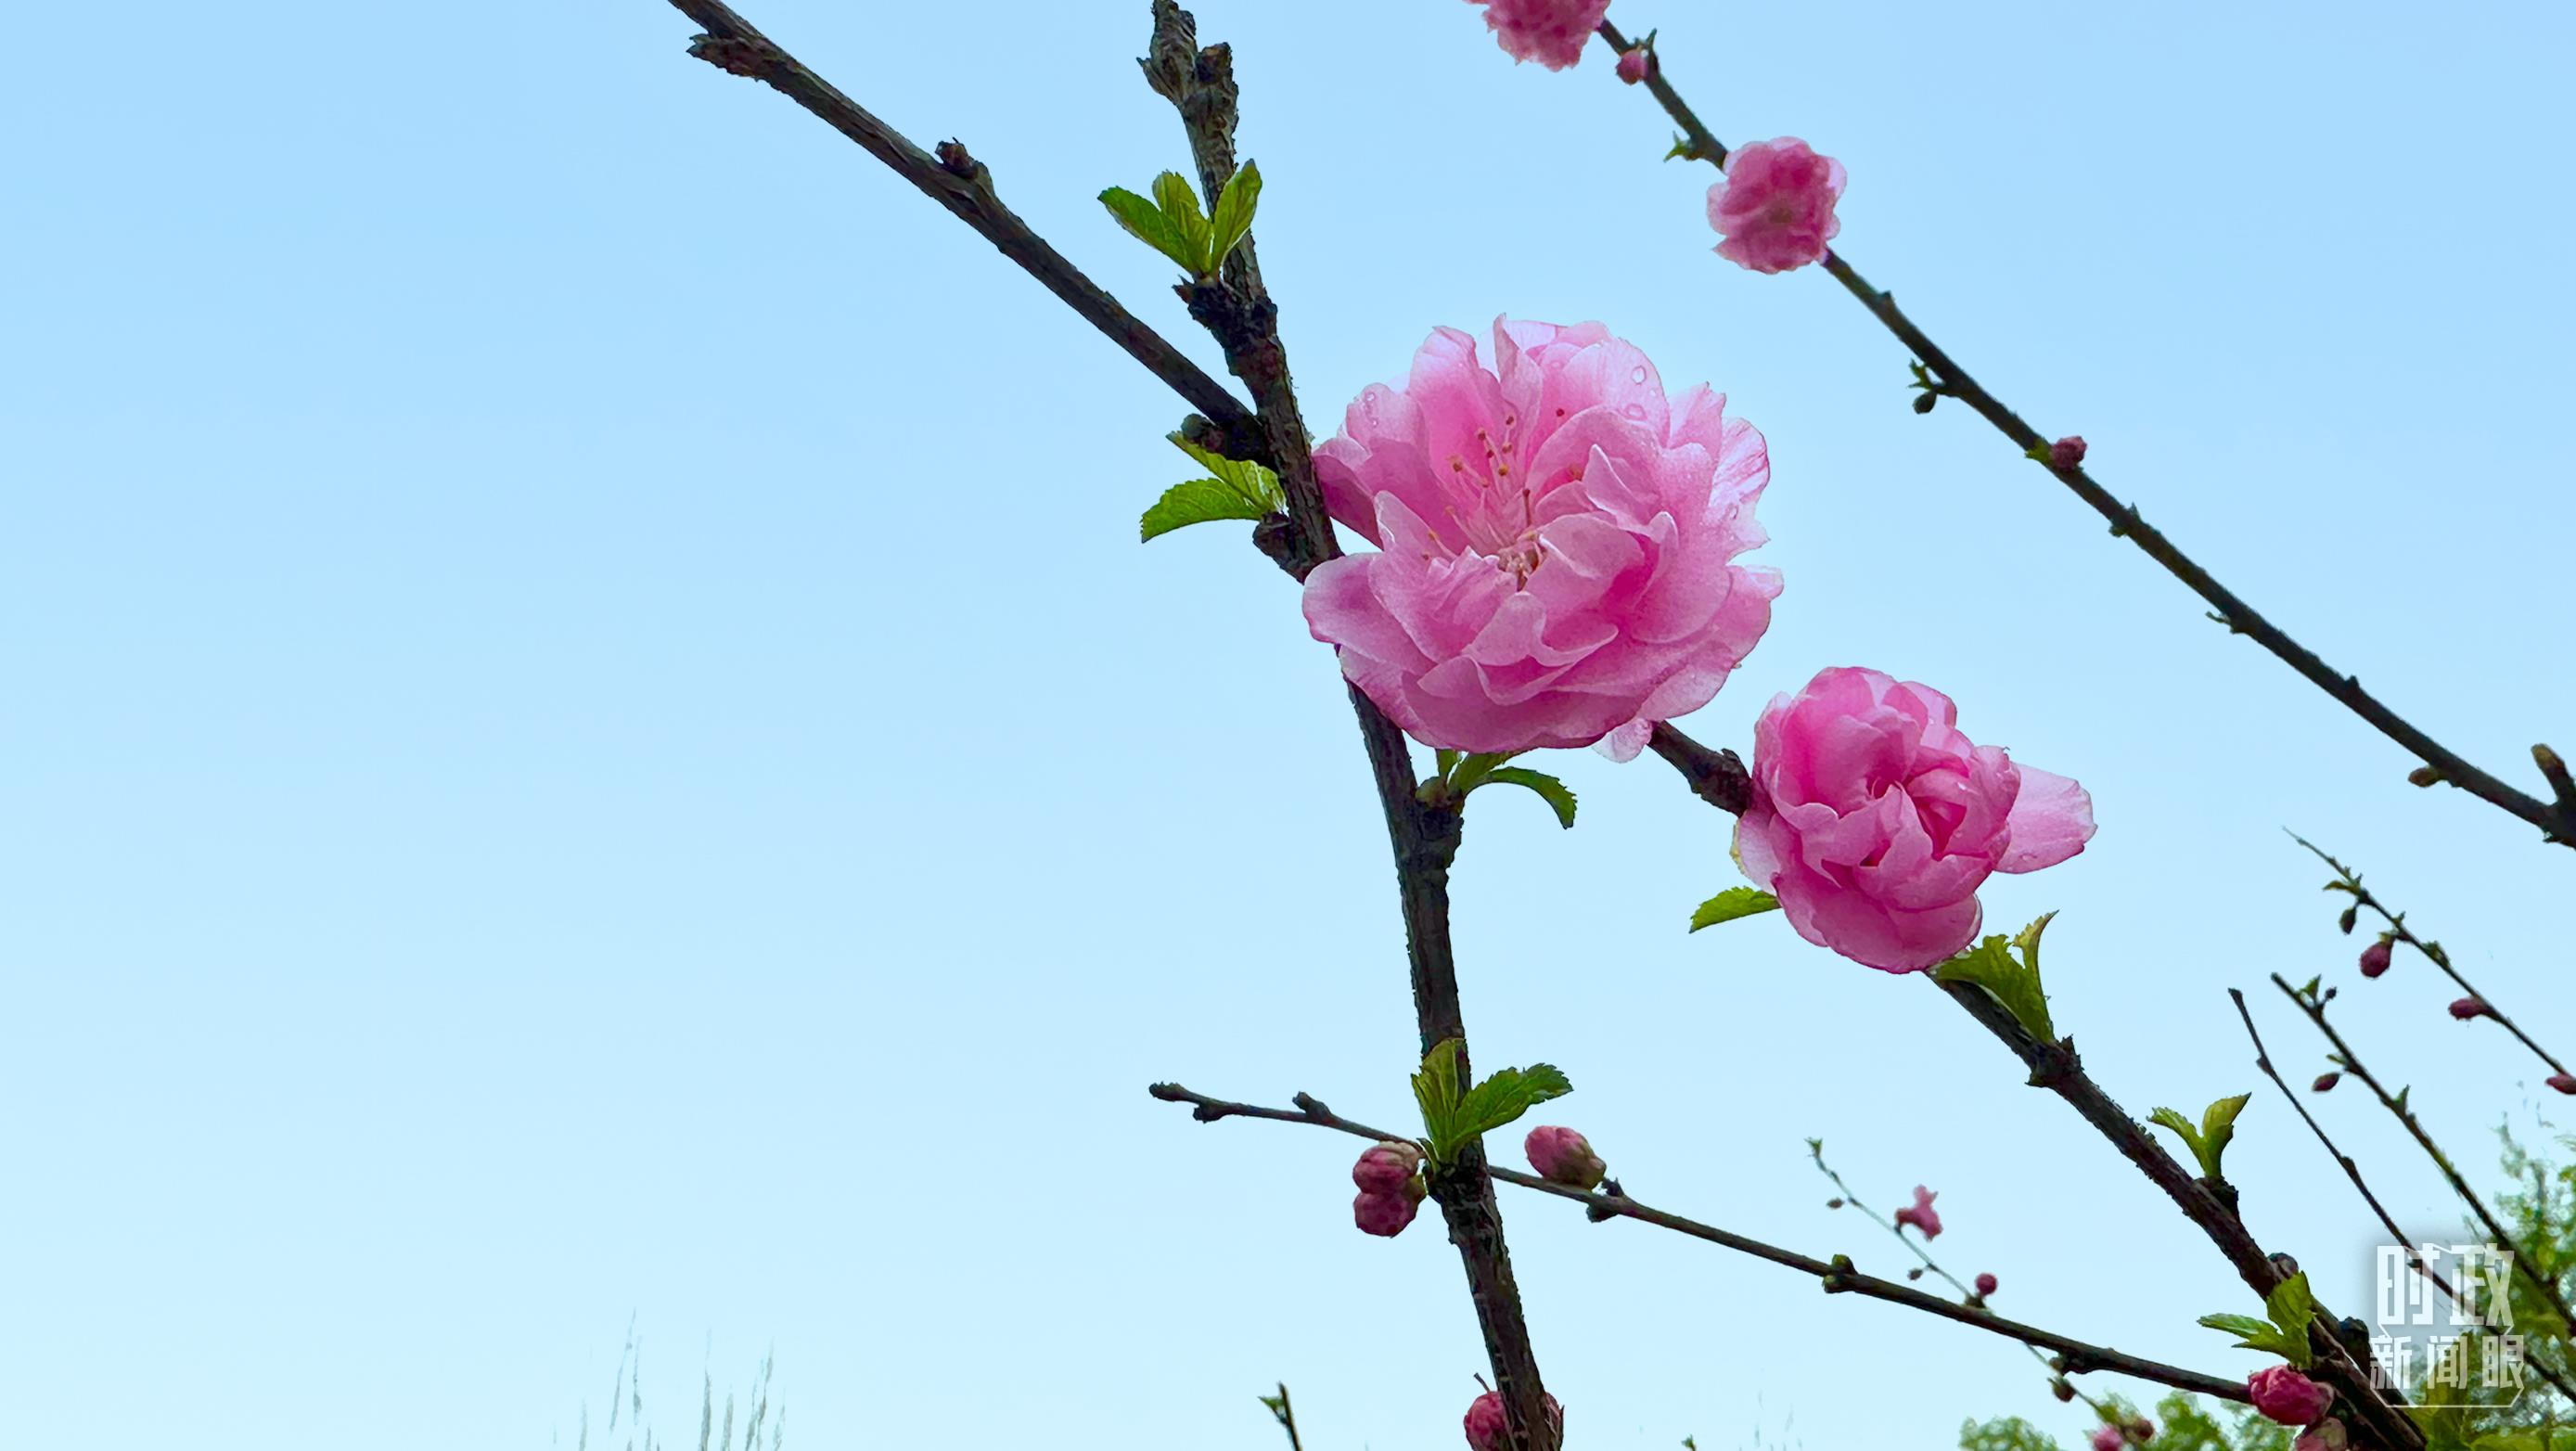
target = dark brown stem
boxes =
[1137,7,1546,1445]
[1933,978,2421,1446]
[661,0,1269,466]
[1595,17,2572,850]
[1646,723,1750,815]
[1147,1084,2252,1405]
[2273,974,2576,1349]
[2292,832,2570,1080]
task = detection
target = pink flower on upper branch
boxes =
[1524,1125,1607,1189]
[1706,138,1846,274]
[2248,1366,2333,1426]
[1465,0,1613,71]
[1735,666,2096,972]
[1464,1389,1565,1451]
[1303,319,1779,757]
[1616,45,1651,83]
[1893,1185,1942,1239]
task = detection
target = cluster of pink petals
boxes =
[1736,666,2096,972]
[1706,138,1847,275]
[1304,319,1779,758]
[1352,1141,1428,1237]
[1523,1125,1606,1189]
[1893,1185,1942,1239]
[1463,1390,1565,1451]
[1463,0,1612,71]
[2248,1366,2333,1426]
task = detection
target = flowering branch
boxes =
[1594,17,2575,850]
[1134,6,1554,1445]
[1147,1082,2253,1404]
[2273,974,2576,1349]
[2293,832,2571,1083]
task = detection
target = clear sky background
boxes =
[6,3,2573,1448]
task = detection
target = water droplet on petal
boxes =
[1621,404,1647,420]
[1630,366,1648,384]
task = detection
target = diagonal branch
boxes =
[1147,1083,2254,1405]
[1596,16,2573,850]
[661,0,1268,464]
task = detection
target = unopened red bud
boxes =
[1826,1197,1844,1208]
[2407,765,2444,787]
[2051,1378,2075,1403]
[1524,1125,1606,1191]
[2337,905,2358,935]
[1615,46,1650,83]
[2092,1428,2126,1451]
[2550,1074,2576,1096]
[1974,1272,1998,1297]
[1905,1267,1924,1280]
[1352,1141,1426,1196]
[2131,1419,2157,1445]
[1353,1185,1423,1238]
[2450,995,2493,1021]
[2359,941,2392,978]
[2049,435,2088,470]
[1463,1390,1564,1451]
[2313,1072,2341,1092]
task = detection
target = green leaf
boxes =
[2148,1107,2207,1168]
[1098,186,1196,272]
[2265,1271,2315,1342]
[1435,749,1461,779]
[2012,911,2057,979]
[1413,1039,1467,1165]
[2195,1312,2307,1364]
[2196,1312,2276,1340]
[1690,887,1781,931]
[2199,1092,2253,1175]
[1152,170,1213,274]
[1208,161,1262,269]
[1933,934,2057,1041]
[1455,1062,1573,1141]
[1140,478,1270,541]
[1477,767,1576,828]
[1170,434,1283,511]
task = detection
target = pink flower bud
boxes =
[1524,1125,1606,1190]
[1353,1141,1427,1197]
[2049,435,2088,470]
[2550,1073,2576,1096]
[2358,941,2392,977]
[1464,1390,1565,1451]
[1892,1184,1943,1239]
[1974,1272,1997,1297]
[2092,1428,2126,1451]
[2450,995,2493,1021]
[2313,1072,2340,1092]
[1615,45,1650,83]
[1353,1186,1424,1238]
[2292,1418,2348,1451]
[2247,1366,2333,1426]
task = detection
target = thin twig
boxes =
[2292,832,2570,1080]
[2274,974,2576,1349]
[1595,17,2573,849]
[1147,1083,2253,1405]
[1646,723,1750,815]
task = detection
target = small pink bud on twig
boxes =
[1893,1185,1942,1239]
[1974,1272,1998,1297]
[2048,435,2088,471]
[2549,1073,2576,1096]
[2313,1072,2341,1092]
[1524,1125,1607,1190]
[1463,1389,1564,1451]
[2131,1419,2157,1445]
[2248,1366,2333,1426]
[2092,1428,2126,1451]
[2358,940,2392,978]
[1615,45,1651,83]
[1352,1141,1426,1195]
[2450,995,2493,1021]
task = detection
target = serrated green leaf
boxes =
[1445,751,1518,795]
[2266,1271,2316,1343]
[1099,186,1197,271]
[1208,161,1262,269]
[1169,434,1283,511]
[2196,1311,2308,1364]
[2148,1107,2207,1168]
[2197,1312,2275,1340]
[1140,479,1270,541]
[1477,767,1576,828]
[1690,887,1781,931]
[2012,911,2057,977]
[1151,171,1213,274]
[1933,934,2056,1041]
[1455,1062,1573,1141]
[1413,1039,1467,1165]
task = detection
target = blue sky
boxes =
[6,2,2573,1447]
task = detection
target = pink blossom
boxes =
[1464,0,1613,71]
[1893,1185,1942,1239]
[2049,436,2088,471]
[1706,138,1846,275]
[1735,666,2096,971]
[1353,1185,1425,1238]
[1352,1141,1426,1197]
[2450,995,2492,1021]
[1304,319,1778,756]
[1464,1389,1565,1451]
[2247,1366,2333,1426]
[1615,45,1650,83]
[2091,1428,2126,1451]
[2358,940,2392,977]
[1524,1125,1606,1189]
[2292,1419,2347,1451]
[1973,1271,1997,1297]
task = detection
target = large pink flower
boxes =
[1736,667,2095,972]
[1301,319,1779,756]
[1464,0,1614,70]
[1706,137,1847,275]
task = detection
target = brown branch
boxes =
[1595,17,2573,850]
[1134,6,1549,1445]
[2292,832,2570,1081]
[2274,974,2576,1349]
[1147,1083,2254,1405]
[1646,723,1750,815]
[661,0,1268,465]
